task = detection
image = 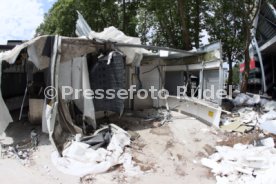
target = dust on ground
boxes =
[0,111,224,184]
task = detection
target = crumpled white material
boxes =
[222,99,276,134]
[262,101,276,112]
[75,11,148,66]
[51,127,141,176]
[258,105,276,134]
[232,94,261,106]
[259,119,276,134]
[89,26,147,66]
[202,143,276,184]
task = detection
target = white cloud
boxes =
[0,0,44,44]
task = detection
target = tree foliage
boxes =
[137,0,207,50]
[239,0,261,93]
[205,0,244,61]
[36,0,140,37]
[204,0,244,91]
[38,0,208,50]
[205,0,261,93]
[36,0,78,36]
[232,64,240,86]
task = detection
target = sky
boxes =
[201,29,210,45]
[0,0,57,44]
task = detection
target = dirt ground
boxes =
[0,111,224,184]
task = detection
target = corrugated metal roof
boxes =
[115,43,206,59]
[257,1,276,46]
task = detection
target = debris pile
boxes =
[51,124,142,177]
[204,94,276,183]
[132,109,173,127]
[0,129,39,166]
[221,94,276,134]
[201,140,276,184]
[220,107,258,133]
[1,143,34,166]
[232,93,261,107]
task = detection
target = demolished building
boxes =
[0,13,224,160]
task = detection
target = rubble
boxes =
[0,13,225,184]
[201,142,276,184]
[0,129,39,166]
[258,107,276,134]
[217,132,260,147]
[133,109,173,125]
[258,137,275,147]
[1,144,33,166]
[221,94,276,135]
[262,100,276,112]
[80,174,96,184]
[232,93,261,107]
[0,9,274,184]
[51,124,142,177]
[202,94,276,183]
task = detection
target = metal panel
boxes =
[163,60,220,72]
[139,65,161,107]
[167,96,222,127]
[89,53,126,114]
[165,71,185,96]
[203,70,220,103]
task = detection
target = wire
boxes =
[142,66,158,74]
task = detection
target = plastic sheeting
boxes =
[232,93,261,106]
[51,124,141,176]
[75,12,147,66]
[90,27,145,66]
[0,36,50,69]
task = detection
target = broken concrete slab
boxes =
[221,122,244,132]
[260,120,276,135]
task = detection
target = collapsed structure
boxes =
[0,12,224,163]
[0,7,275,183]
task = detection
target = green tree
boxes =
[36,0,140,37]
[240,0,261,93]
[205,0,261,93]
[137,0,207,50]
[36,0,78,36]
[38,0,208,51]
[232,64,240,86]
[205,0,244,93]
